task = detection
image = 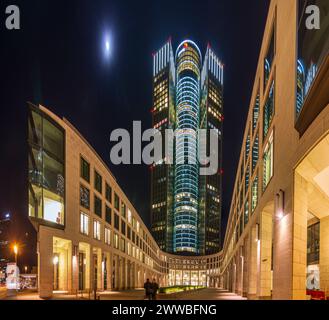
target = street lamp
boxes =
[13,244,18,264]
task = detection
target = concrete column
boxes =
[243,237,249,297]
[72,243,79,294]
[320,216,329,295]
[292,173,308,300]
[257,209,273,299]
[106,252,111,291]
[38,229,53,299]
[89,246,94,291]
[248,224,258,299]
[115,255,120,290]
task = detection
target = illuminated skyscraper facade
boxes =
[151,39,223,255]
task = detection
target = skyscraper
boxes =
[151,39,223,255]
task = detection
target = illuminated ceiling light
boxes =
[53,256,59,265]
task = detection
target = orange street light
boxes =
[13,244,18,264]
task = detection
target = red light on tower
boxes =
[184,42,189,48]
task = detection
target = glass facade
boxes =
[174,40,202,254]
[28,104,65,226]
[263,81,275,139]
[264,26,275,89]
[297,0,329,116]
[151,39,223,255]
[263,133,274,190]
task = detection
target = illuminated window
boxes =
[252,91,260,132]
[252,134,259,172]
[263,132,274,190]
[252,176,258,212]
[120,238,125,252]
[104,227,111,245]
[80,212,89,235]
[93,220,101,240]
[114,233,119,249]
[244,201,249,226]
[127,242,131,256]
[245,132,250,162]
[127,209,132,224]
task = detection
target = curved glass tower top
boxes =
[174,40,202,254]
[151,38,223,255]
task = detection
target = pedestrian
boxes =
[144,278,153,300]
[151,278,159,300]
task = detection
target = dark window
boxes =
[94,195,102,217]
[105,206,112,225]
[80,185,90,209]
[81,157,90,182]
[94,171,102,194]
[114,193,120,211]
[121,220,126,236]
[114,213,119,230]
[127,226,131,240]
[105,183,112,203]
[43,118,64,160]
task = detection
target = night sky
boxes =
[0,0,270,266]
